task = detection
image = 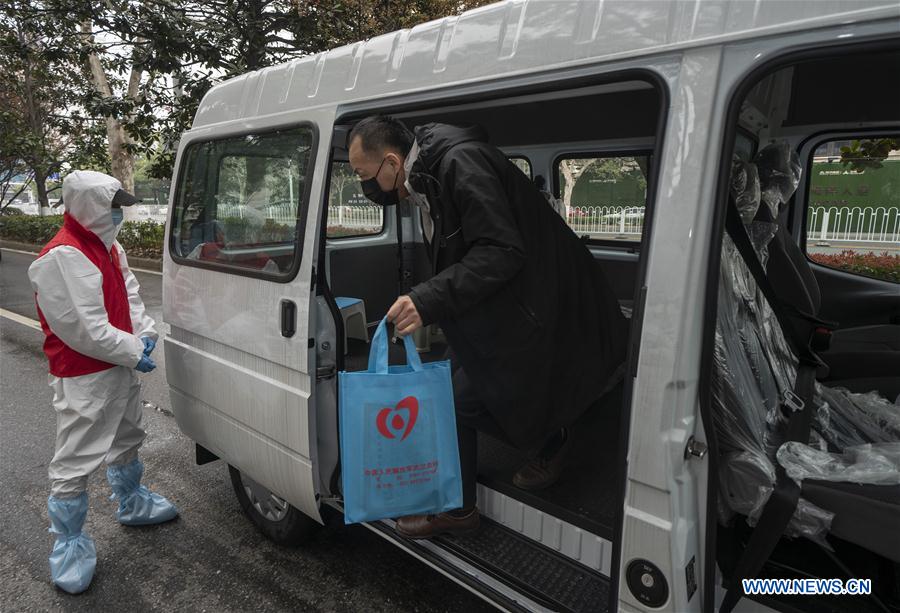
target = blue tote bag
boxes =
[339,318,463,524]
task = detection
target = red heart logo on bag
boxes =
[376,396,419,441]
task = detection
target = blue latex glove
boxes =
[141,336,156,356]
[135,355,156,373]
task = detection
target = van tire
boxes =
[228,465,319,546]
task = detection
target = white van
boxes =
[162,2,900,611]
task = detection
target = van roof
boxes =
[193,0,899,129]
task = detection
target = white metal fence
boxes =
[326,205,384,230]
[325,204,650,236]
[215,204,385,230]
[562,204,900,242]
[218,203,296,225]
[806,206,899,243]
[327,204,649,236]
[565,205,645,236]
[131,204,169,224]
[12,200,896,245]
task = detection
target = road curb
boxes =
[1,239,163,272]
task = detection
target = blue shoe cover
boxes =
[48,493,96,594]
[107,459,178,526]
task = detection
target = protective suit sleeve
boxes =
[113,242,158,341]
[408,145,526,324]
[28,246,146,367]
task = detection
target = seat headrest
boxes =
[730,156,762,225]
[755,142,802,220]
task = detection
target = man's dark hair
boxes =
[349,115,414,157]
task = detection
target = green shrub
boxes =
[0,214,64,244]
[809,250,900,283]
[0,215,165,260]
[115,220,165,259]
[220,216,294,244]
[327,225,381,238]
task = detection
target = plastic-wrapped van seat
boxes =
[712,155,900,558]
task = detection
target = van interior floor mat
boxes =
[435,516,611,613]
[477,383,625,539]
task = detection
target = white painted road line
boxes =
[0,308,43,331]
[1,247,163,276]
[0,247,42,258]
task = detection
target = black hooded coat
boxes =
[406,123,628,449]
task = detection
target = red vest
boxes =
[36,213,133,377]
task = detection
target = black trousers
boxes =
[451,362,510,510]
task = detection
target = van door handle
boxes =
[281,300,296,338]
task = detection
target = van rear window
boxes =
[171,127,314,276]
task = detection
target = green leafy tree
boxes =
[142,0,495,179]
[0,2,87,211]
[840,138,900,173]
[4,0,495,212]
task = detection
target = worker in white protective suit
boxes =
[27,170,178,594]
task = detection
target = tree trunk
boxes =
[18,19,50,213]
[33,169,49,214]
[79,20,140,220]
[560,159,597,207]
[243,0,267,71]
[560,161,575,207]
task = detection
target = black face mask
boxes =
[360,157,399,206]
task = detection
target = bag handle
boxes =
[368,317,424,374]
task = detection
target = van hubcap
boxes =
[241,473,289,521]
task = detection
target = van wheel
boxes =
[228,465,319,546]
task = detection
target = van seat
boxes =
[714,150,900,576]
[831,324,900,353]
[801,480,900,562]
[814,349,900,399]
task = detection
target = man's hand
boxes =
[387,295,423,336]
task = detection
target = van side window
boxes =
[327,161,384,238]
[171,127,313,275]
[805,137,899,283]
[555,155,649,241]
[509,157,532,179]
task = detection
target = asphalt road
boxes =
[0,249,492,613]
[806,240,899,256]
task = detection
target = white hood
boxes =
[62,170,122,248]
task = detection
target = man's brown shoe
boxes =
[512,428,574,491]
[395,508,480,539]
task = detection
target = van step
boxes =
[434,518,610,613]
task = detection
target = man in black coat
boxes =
[348,116,627,538]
